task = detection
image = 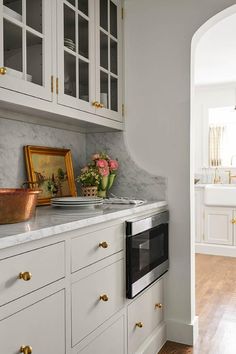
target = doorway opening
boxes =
[191,5,236,353]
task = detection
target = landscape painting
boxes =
[24,146,77,205]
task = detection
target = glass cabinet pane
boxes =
[3,0,22,17]
[79,60,89,101]
[100,0,108,31]
[64,52,76,97]
[110,1,117,38]
[26,0,42,33]
[67,0,75,5]
[100,31,108,70]
[78,15,88,58]
[110,39,117,75]
[64,4,76,52]
[27,32,42,85]
[78,0,88,16]
[4,19,22,72]
[100,71,109,109]
[110,76,117,111]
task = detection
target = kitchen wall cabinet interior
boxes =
[0,0,52,100]
[0,0,123,129]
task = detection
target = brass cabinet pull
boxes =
[231,219,236,224]
[135,322,143,328]
[0,67,7,75]
[98,103,104,108]
[99,241,108,249]
[92,101,100,108]
[100,294,109,302]
[20,345,33,354]
[19,272,32,281]
[155,303,163,309]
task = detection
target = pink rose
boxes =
[109,159,119,171]
[81,166,89,173]
[96,159,108,168]
[91,153,100,160]
[99,167,109,176]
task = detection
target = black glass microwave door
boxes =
[127,224,168,285]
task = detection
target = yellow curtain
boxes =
[209,126,224,167]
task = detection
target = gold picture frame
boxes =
[24,145,77,205]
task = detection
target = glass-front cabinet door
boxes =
[57,0,96,113]
[95,0,122,121]
[0,0,52,100]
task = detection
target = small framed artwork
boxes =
[24,145,77,205]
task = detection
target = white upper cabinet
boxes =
[0,0,52,100]
[57,0,96,114]
[57,0,122,121]
[0,0,123,127]
[95,0,122,121]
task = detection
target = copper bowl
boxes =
[0,189,41,224]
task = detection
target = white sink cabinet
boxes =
[195,185,236,257]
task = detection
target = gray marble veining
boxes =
[86,132,167,201]
[0,201,168,250]
[0,117,86,189]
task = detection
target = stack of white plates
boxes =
[64,38,76,51]
[51,196,103,208]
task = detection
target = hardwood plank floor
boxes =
[159,254,236,354]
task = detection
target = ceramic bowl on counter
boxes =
[0,189,41,224]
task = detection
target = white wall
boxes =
[124,0,236,345]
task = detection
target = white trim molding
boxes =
[166,316,199,346]
[196,243,236,257]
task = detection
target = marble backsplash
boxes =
[0,117,86,188]
[86,132,167,201]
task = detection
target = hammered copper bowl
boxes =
[0,189,41,224]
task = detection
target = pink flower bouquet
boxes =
[77,152,119,197]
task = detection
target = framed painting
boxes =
[24,145,77,205]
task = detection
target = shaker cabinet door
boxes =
[0,0,52,101]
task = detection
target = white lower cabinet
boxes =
[0,290,65,354]
[204,207,233,245]
[72,258,124,346]
[128,279,164,354]
[76,315,125,354]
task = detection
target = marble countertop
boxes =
[0,201,167,250]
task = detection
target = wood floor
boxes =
[159,254,236,354]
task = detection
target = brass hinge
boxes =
[121,7,124,20]
[56,77,59,94]
[51,75,54,93]
[122,104,125,116]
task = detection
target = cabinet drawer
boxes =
[77,315,125,354]
[0,242,65,306]
[128,279,164,354]
[71,224,124,272]
[0,290,65,354]
[72,259,124,346]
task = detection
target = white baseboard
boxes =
[196,243,236,257]
[166,316,198,346]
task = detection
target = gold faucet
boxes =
[225,170,236,184]
[213,168,221,184]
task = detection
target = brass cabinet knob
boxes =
[231,219,236,224]
[155,303,163,309]
[100,294,109,302]
[0,67,7,75]
[135,322,143,328]
[98,103,104,108]
[19,272,32,281]
[20,345,33,354]
[92,101,100,108]
[99,241,108,249]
